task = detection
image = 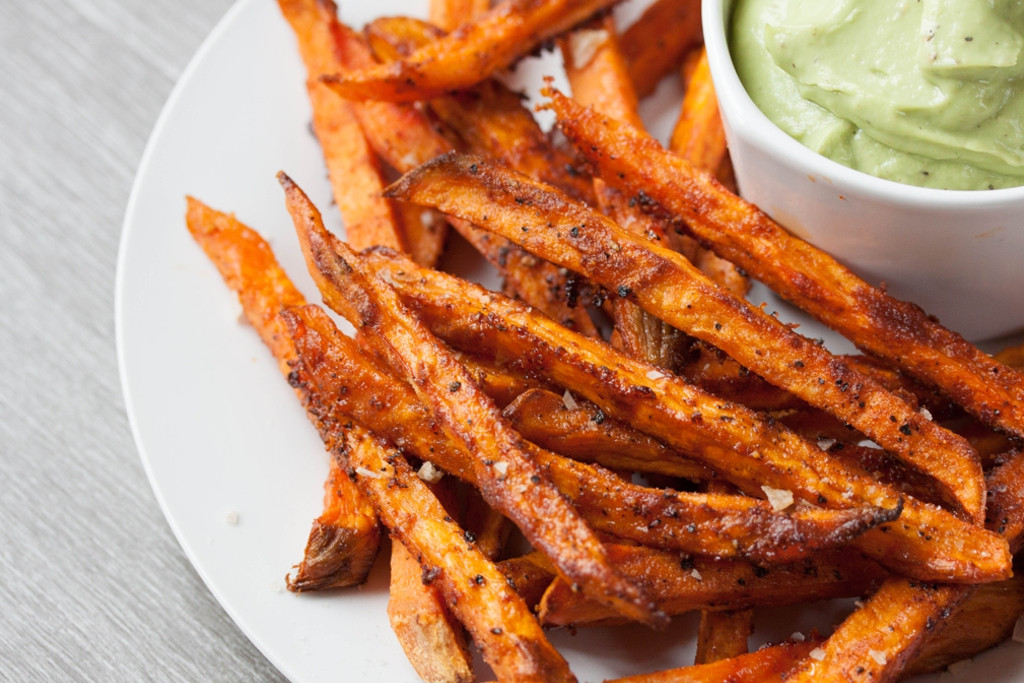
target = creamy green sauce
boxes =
[730,0,1024,189]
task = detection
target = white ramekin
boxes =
[702,0,1024,341]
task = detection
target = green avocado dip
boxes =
[730,0,1024,190]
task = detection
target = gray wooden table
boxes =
[2,2,285,679]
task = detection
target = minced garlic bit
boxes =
[1013,613,1024,643]
[417,461,444,484]
[562,389,579,411]
[809,647,826,662]
[761,485,795,511]
[868,649,887,666]
[355,466,384,479]
[568,28,610,69]
[493,461,509,476]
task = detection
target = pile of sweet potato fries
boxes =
[185,0,1024,680]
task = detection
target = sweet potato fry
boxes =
[606,638,823,683]
[361,247,1011,583]
[313,9,450,266]
[286,302,877,565]
[901,573,1024,678]
[387,540,474,683]
[429,0,492,32]
[502,387,714,482]
[669,48,727,176]
[385,476,474,683]
[695,609,752,664]
[321,0,623,102]
[558,13,694,369]
[620,0,703,98]
[280,173,665,627]
[384,151,986,523]
[286,455,382,591]
[497,552,557,611]
[549,89,1024,445]
[538,545,884,626]
[276,0,405,253]
[329,420,575,682]
[184,197,382,588]
[782,447,1024,682]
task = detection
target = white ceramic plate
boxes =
[116,0,1024,681]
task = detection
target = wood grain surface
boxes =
[0,1,285,679]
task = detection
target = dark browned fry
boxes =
[539,544,884,626]
[184,197,382,588]
[502,387,714,482]
[361,247,1011,583]
[321,0,624,102]
[549,88,1024,446]
[280,172,666,627]
[384,151,986,523]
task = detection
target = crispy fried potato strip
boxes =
[184,197,382,589]
[280,173,666,627]
[321,0,623,102]
[361,247,1011,582]
[549,88,1024,444]
[384,151,986,522]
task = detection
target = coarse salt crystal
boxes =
[562,389,578,411]
[646,369,666,380]
[417,461,444,483]
[816,437,836,451]
[868,649,887,666]
[761,485,794,511]
[919,406,933,421]
[809,647,826,661]
[791,631,805,642]
[690,568,702,581]
[493,461,509,476]
[225,510,239,525]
